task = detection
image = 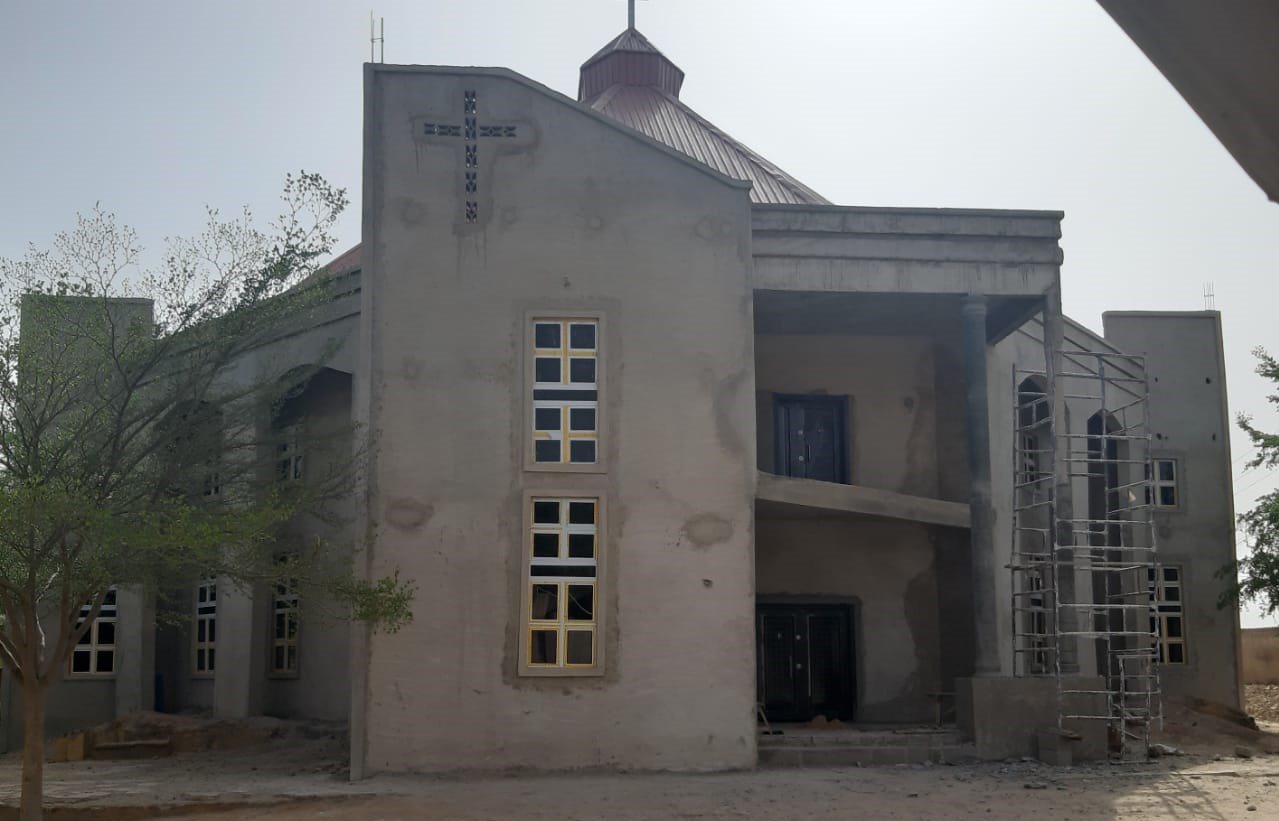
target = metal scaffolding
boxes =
[1011,350,1162,756]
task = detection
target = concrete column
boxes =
[1041,287,1078,674]
[113,585,155,716]
[213,578,266,718]
[962,295,1000,676]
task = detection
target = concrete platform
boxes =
[758,724,976,768]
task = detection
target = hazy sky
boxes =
[3,2,1278,624]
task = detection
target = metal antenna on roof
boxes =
[1203,282,1216,310]
[370,12,385,63]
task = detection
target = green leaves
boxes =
[1228,349,1279,614]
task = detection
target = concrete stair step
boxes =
[759,742,977,768]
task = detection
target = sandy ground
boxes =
[4,697,1279,820]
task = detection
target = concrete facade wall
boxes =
[359,66,757,773]
[755,519,940,722]
[1103,311,1242,709]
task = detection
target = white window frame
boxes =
[69,587,117,678]
[270,556,300,677]
[276,425,304,484]
[519,494,604,676]
[1148,565,1187,665]
[1147,458,1179,508]
[193,577,217,677]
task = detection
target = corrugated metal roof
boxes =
[579,28,828,206]
[587,82,829,205]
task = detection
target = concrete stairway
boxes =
[758,725,976,768]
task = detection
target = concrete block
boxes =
[958,676,1108,761]
[1035,729,1073,766]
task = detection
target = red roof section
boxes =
[580,28,828,206]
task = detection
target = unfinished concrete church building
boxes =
[2,28,1243,767]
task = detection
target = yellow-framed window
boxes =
[1148,565,1186,664]
[532,319,598,466]
[527,497,598,668]
[70,587,118,677]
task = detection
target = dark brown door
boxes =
[775,395,848,483]
[757,604,855,722]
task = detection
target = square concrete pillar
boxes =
[213,578,267,718]
[113,585,155,717]
[956,676,1107,761]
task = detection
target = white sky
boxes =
[3,1,1278,625]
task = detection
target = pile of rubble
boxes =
[1245,684,1279,724]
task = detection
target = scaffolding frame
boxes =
[1011,350,1162,756]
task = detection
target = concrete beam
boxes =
[756,471,970,529]
[751,257,1059,297]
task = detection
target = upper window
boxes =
[531,318,598,467]
[193,577,217,676]
[1148,565,1186,664]
[522,497,600,674]
[1146,458,1178,508]
[70,587,117,677]
[276,425,304,483]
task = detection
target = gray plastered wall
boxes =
[358,65,757,772]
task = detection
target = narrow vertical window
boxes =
[70,587,117,677]
[532,318,598,466]
[524,497,599,671]
[1149,459,1178,507]
[1148,565,1186,664]
[276,425,304,483]
[271,557,300,676]
[193,577,217,675]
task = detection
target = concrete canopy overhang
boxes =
[751,205,1063,343]
[756,471,970,530]
[1098,1,1279,205]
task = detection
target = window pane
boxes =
[568,533,595,559]
[274,646,285,670]
[567,585,594,621]
[275,614,286,638]
[1158,460,1175,481]
[535,440,561,463]
[72,651,91,673]
[1165,585,1181,602]
[533,532,559,558]
[196,649,206,670]
[533,501,560,524]
[1168,643,1185,664]
[208,649,215,671]
[1164,567,1179,582]
[77,628,91,646]
[1159,486,1176,506]
[535,357,561,383]
[1166,617,1183,638]
[197,620,206,642]
[535,407,561,431]
[530,584,558,621]
[568,501,595,525]
[530,629,558,665]
[287,646,297,671]
[104,589,117,606]
[569,407,596,431]
[96,651,114,673]
[97,622,114,646]
[535,323,561,348]
[569,440,596,464]
[198,587,207,603]
[569,358,596,384]
[565,630,594,666]
[208,620,216,643]
[569,323,596,350]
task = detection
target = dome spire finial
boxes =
[628,0,635,30]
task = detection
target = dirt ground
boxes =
[5,698,1279,821]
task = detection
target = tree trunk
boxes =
[20,677,46,821]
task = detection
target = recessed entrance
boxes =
[756,603,856,723]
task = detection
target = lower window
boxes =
[272,557,300,676]
[523,497,600,672]
[194,576,217,675]
[1148,565,1186,664]
[70,588,117,677]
